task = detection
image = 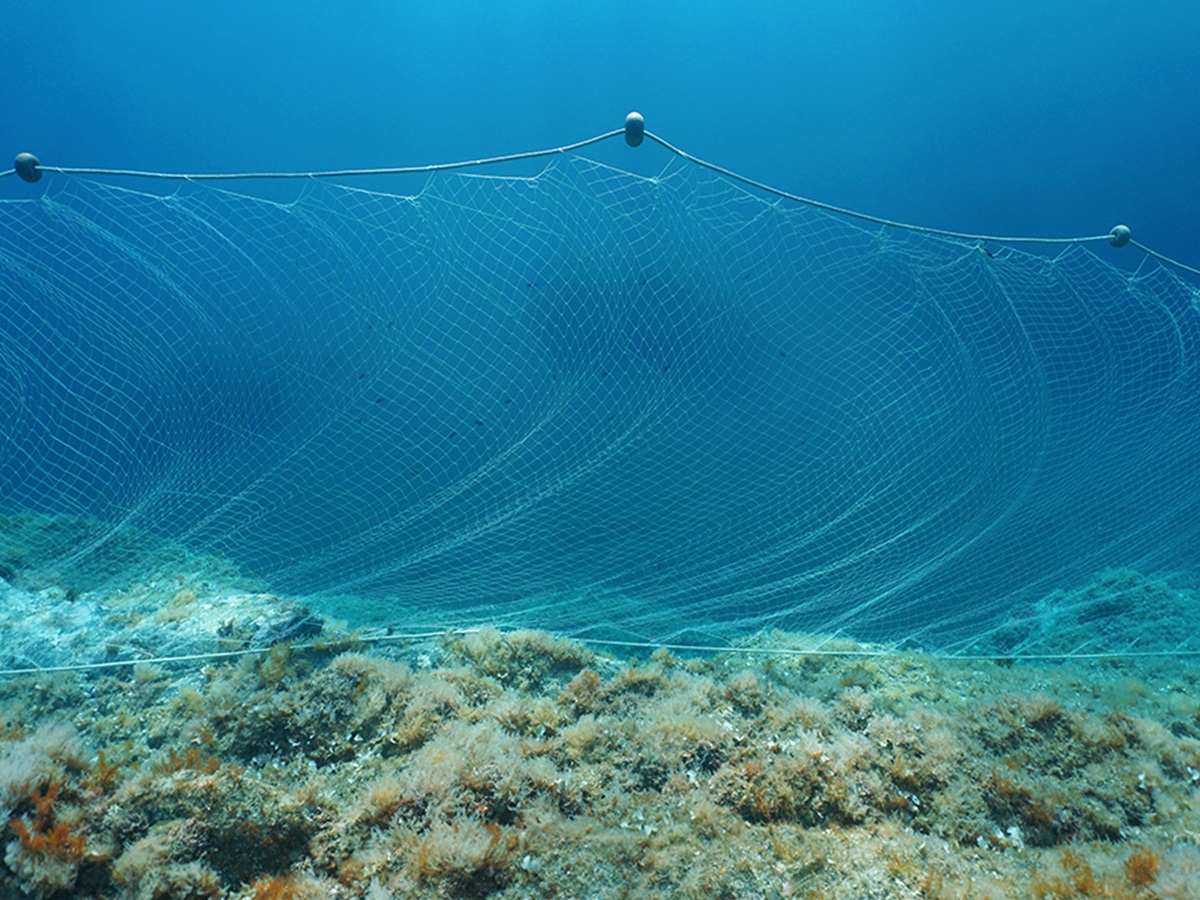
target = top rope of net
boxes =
[4,111,1198,278]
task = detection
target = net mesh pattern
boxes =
[2,157,1199,654]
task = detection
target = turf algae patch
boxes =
[2,627,1200,897]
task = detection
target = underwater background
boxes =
[3,0,1199,262]
[3,2,1200,897]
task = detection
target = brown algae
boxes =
[2,619,1200,898]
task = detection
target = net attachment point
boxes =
[625,112,645,147]
[14,153,41,183]
[1109,224,1131,248]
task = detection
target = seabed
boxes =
[2,516,1199,899]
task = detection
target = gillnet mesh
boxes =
[2,156,1199,658]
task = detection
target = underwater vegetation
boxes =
[1,614,1200,898]
[2,517,1200,897]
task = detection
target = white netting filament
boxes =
[2,156,1199,657]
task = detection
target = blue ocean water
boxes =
[3,0,1198,263]
[3,2,1200,651]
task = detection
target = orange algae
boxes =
[9,782,85,861]
[1123,845,1160,887]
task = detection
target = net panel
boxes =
[2,156,1199,654]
